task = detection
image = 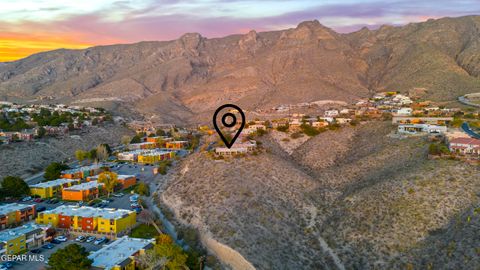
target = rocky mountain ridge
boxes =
[1,16,480,123]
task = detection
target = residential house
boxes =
[392,117,454,125]
[394,108,413,116]
[398,124,447,135]
[215,141,257,156]
[449,137,480,157]
[324,110,339,117]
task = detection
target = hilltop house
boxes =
[449,137,480,157]
[398,124,447,135]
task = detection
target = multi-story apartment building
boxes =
[30,179,80,198]
[0,203,36,229]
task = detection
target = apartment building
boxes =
[165,140,189,149]
[87,175,136,190]
[61,164,105,179]
[0,203,36,229]
[62,181,105,201]
[0,223,48,255]
[89,236,155,270]
[137,150,176,164]
[30,179,80,198]
[36,205,136,235]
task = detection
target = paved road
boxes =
[458,95,480,108]
[461,122,480,139]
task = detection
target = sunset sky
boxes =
[1,0,479,62]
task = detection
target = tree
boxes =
[37,127,46,138]
[156,129,166,136]
[1,176,30,198]
[44,162,69,181]
[138,234,187,270]
[121,135,131,146]
[135,182,150,196]
[97,171,118,198]
[75,150,86,165]
[91,118,99,125]
[130,135,142,144]
[96,144,109,162]
[48,244,92,270]
[87,149,97,163]
[137,209,162,234]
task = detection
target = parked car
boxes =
[21,196,32,202]
[94,236,107,245]
[0,262,12,269]
[50,199,58,204]
[112,192,124,197]
[129,194,139,203]
[75,235,86,242]
[87,201,96,206]
[30,249,42,254]
[54,235,68,242]
[33,198,43,203]
[86,236,96,243]
[36,206,46,212]
[50,239,61,244]
[42,243,54,249]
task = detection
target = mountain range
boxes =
[1,15,480,123]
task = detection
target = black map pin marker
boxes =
[213,104,245,148]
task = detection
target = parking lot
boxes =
[2,236,104,270]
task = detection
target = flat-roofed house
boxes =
[88,236,155,270]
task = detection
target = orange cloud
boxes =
[0,33,94,62]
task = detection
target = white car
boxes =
[54,235,68,242]
[21,196,32,202]
[94,237,107,245]
[75,235,86,242]
[86,236,96,243]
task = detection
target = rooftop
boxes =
[63,181,104,191]
[43,205,134,219]
[88,236,155,269]
[61,164,105,174]
[0,203,34,216]
[30,179,79,189]
[0,223,45,242]
[88,175,135,181]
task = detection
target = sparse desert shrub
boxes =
[276,125,289,132]
[290,132,303,139]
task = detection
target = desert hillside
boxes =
[161,121,480,269]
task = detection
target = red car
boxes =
[33,198,43,203]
